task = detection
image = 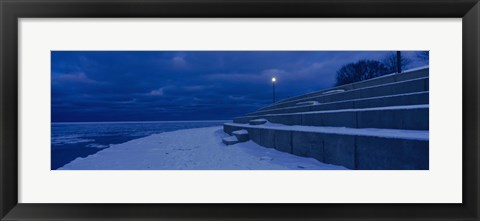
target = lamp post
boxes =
[396,51,402,74]
[271,77,276,103]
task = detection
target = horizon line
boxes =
[52,120,231,124]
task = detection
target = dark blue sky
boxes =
[51,51,428,122]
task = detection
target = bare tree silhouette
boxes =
[335,60,389,86]
[416,51,429,62]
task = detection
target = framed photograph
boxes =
[1,0,479,220]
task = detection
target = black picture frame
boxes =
[1,0,479,220]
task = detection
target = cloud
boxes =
[172,55,187,68]
[207,65,322,85]
[260,68,289,81]
[207,72,265,83]
[53,72,98,84]
[182,85,213,91]
[51,51,428,122]
[298,62,326,74]
[113,99,137,104]
[148,88,164,96]
[228,95,246,100]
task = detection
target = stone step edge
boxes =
[224,123,429,141]
[239,104,429,120]
[247,91,429,116]
[259,76,429,111]
[232,129,250,142]
[262,66,429,109]
[272,65,430,105]
[222,136,240,145]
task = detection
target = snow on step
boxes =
[296,101,320,106]
[232,129,249,142]
[249,118,268,125]
[232,129,248,135]
[248,91,428,116]
[225,122,428,141]
[222,136,240,145]
[322,89,345,95]
[265,104,429,117]
[263,76,428,111]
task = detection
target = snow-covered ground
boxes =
[59,126,346,170]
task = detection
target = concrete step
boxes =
[259,76,428,112]
[235,104,429,130]
[232,129,250,142]
[247,91,428,116]
[249,118,268,125]
[259,66,429,111]
[222,136,240,145]
[296,101,320,106]
[223,122,428,170]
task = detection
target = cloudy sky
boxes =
[51,51,428,122]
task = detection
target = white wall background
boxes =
[18,18,462,203]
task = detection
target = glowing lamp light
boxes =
[271,77,276,103]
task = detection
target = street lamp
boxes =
[271,77,276,103]
[396,51,402,73]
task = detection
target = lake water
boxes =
[51,121,227,169]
